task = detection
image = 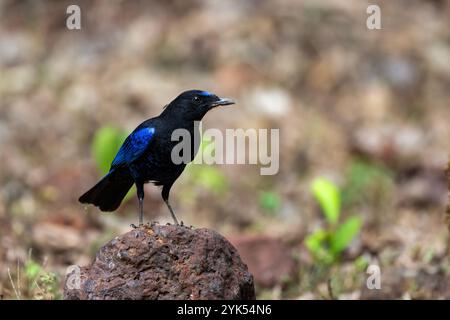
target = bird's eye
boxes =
[193,96,200,102]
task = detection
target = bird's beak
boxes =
[210,98,235,108]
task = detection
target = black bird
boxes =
[79,90,234,226]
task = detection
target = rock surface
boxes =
[63,224,255,300]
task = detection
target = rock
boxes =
[32,222,85,252]
[63,225,255,300]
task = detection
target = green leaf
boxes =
[305,229,335,264]
[91,125,128,175]
[259,192,281,215]
[330,216,362,254]
[311,177,341,224]
[305,229,327,254]
[25,260,42,281]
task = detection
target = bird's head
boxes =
[162,90,235,121]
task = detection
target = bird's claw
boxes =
[165,221,184,226]
[130,223,138,229]
[147,221,159,227]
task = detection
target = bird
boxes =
[79,90,234,226]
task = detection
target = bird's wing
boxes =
[111,126,155,168]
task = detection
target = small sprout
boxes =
[311,177,340,225]
[305,177,362,265]
[259,191,281,215]
[305,229,334,264]
[329,216,362,254]
[25,260,42,282]
[24,259,61,299]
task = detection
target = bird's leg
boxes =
[162,184,179,225]
[164,199,179,225]
[136,183,145,226]
[149,221,159,227]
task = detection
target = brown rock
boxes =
[32,222,84,252]
[63,225,255,300]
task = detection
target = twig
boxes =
[31,256,49,298]
[17,259,22,299]
[7,268,20,300]
[327,278,336,300]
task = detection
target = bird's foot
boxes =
[165,221,187,227]
[180,221,192,228]
[130,223,138,229]
[147,221,159,227]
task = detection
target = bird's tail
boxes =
[79,168,134,212]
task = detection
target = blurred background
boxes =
[0,0,449,299]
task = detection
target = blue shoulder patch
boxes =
[111,127,155,168]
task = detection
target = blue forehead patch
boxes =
[199,91,213,97]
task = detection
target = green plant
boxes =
[305,177,362,264]
[259,191,281,216]
[7,258,61,300]
[25,259,61,300]
[91,125,135,201]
